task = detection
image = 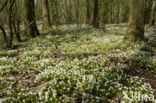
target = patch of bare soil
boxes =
[0,70,42,95]
[139,71,156,91]
[126,68,156,94]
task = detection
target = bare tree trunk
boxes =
[24,0,40,38]
[74,0,80,25]
[150,1,156,25]
[119,0,125,23]
[124,0,145,41]
[8,0,16,48]
[0,24,8,45]
[16,19,21,42]
[108,1,113,24]
[92,0,99,28]
[51,0,59,25]
[14,1,21,42]
[86,0,91,24]
[64,0,71,23]
[42,0,51,29]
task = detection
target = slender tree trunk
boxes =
[150,1,156,25]
[119,0,125,23]
[92,0,99,28]
[124,0,145,41]
[86,0,90,24]
[8,14,13,48]
[14,19,21,42]
[108,1,113,24]
[64,0,71,23]
[24,0,40,38]
[144,0,153,24]
[75,0,79,25]
[42,0,51,29]
[68,0,73,22]
[51,0,59,25]
[8,0,16,48]
[0,24,8,45]
[14,1,21,42]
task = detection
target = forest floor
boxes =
[0,24,156,103]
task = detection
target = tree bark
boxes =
[86,0,91,24]
[75,0,79,24]
[24,0,40,38]
[124,0,145,41]
[15,19,21,42]
[92,0,99,28]
[119,0,125,23]
[150,1,156,25]
[8,0,16,48]
[0,24,8,45]
[14,1,21,42]
[42,0,51,29]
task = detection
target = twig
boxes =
[30,68,42,73]
[12,73,25,87]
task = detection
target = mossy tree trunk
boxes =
[92,0,99,28]
[24,0,40,38]
[124,0,145,41]
[42,0,51,29]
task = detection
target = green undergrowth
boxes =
[0,24,155,103]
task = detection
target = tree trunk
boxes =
[12,19,21,42]
[92,0,99,28]
[144,0,153,24]
[86,0,91,24]
[64,0,72,23]
[8,0,16,48]
[108,1,113,24]
[50,0,59,25]
[0,24,8,45]
[124,0,145,41]
[15,19,21,42]
[42,0,51,29]
[75,0,79,25]
[119,0,125,23]
[24,0,40,38]
[150,1,156,25]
